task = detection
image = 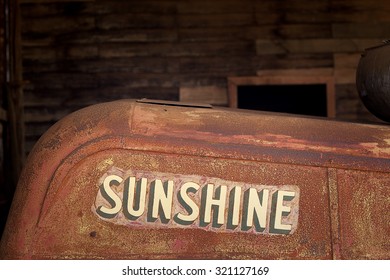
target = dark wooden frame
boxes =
[228,68,336,118]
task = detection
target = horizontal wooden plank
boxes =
[255,40,286,55]
[57,45,99,59]
[24,72,100,90]
[22,47,56,61]
[175,75,228,88]
[333,52,360,85]
[179,27,261,42]
[335,84,360,99]
[24,86,179,113]
[257,68,334,77]
[23,54,333,77]
[257,39,370,55]
[180,86,228,106]
[178,13,254,28]
[86,74,225,89]
[81,87,178,104]
[93,73,180,88]
[255,13,283,25]
[99,42,255,58]
[55,29,178,44]
[180,24,331,42]
[334,69,356,84]
[255,66,355,85]
[245,24,332,40]
[21,0,93,3]
[255,0,330,13]
[21,1,176,18]
[41,57,171,74]
[334,53,361,69]
[23,60,68,73]
[24,94,69,108]
[21,1,92,18]
[276,24,332,39]
[331,0,390,12]
[255,67,355,85]
[24,107,76,123]
[25,46,99,64]
[22,16,95,34]
[92,1,177,15]
[23,29,178,46]
[285,9,390,24]
[97,14,176,30]
[56,87,179,106]
[22,36,54,47]
[92,72,225,89]
[336,98,362,115]
[254,54,333,70]
[173,56,256,75]
[332,23,390,38]
[276,39,382,54]
[177,0,254,14]
[19,0,96,4]
[243,26,277,40]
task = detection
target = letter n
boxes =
[147,179,174,224]
[241,188,269,232]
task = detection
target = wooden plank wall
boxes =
[20,0,390,154]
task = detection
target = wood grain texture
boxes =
[20,0,390,154]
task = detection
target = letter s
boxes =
[96,175,123,219]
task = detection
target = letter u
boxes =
[123,177,147,220]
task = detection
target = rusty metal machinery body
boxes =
[0,99,389,259]
[356,40,390,122]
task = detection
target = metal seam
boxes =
[328,168,342,259]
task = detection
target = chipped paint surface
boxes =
[0,100,389,259]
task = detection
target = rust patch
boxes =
[337,169,390,259]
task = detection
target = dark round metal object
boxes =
[356,40,390,122]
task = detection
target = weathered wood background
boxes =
[0,0,5,234]
[20,0,390,154]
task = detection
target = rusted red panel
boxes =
[337,170,389,259]
[0,99,389,259]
